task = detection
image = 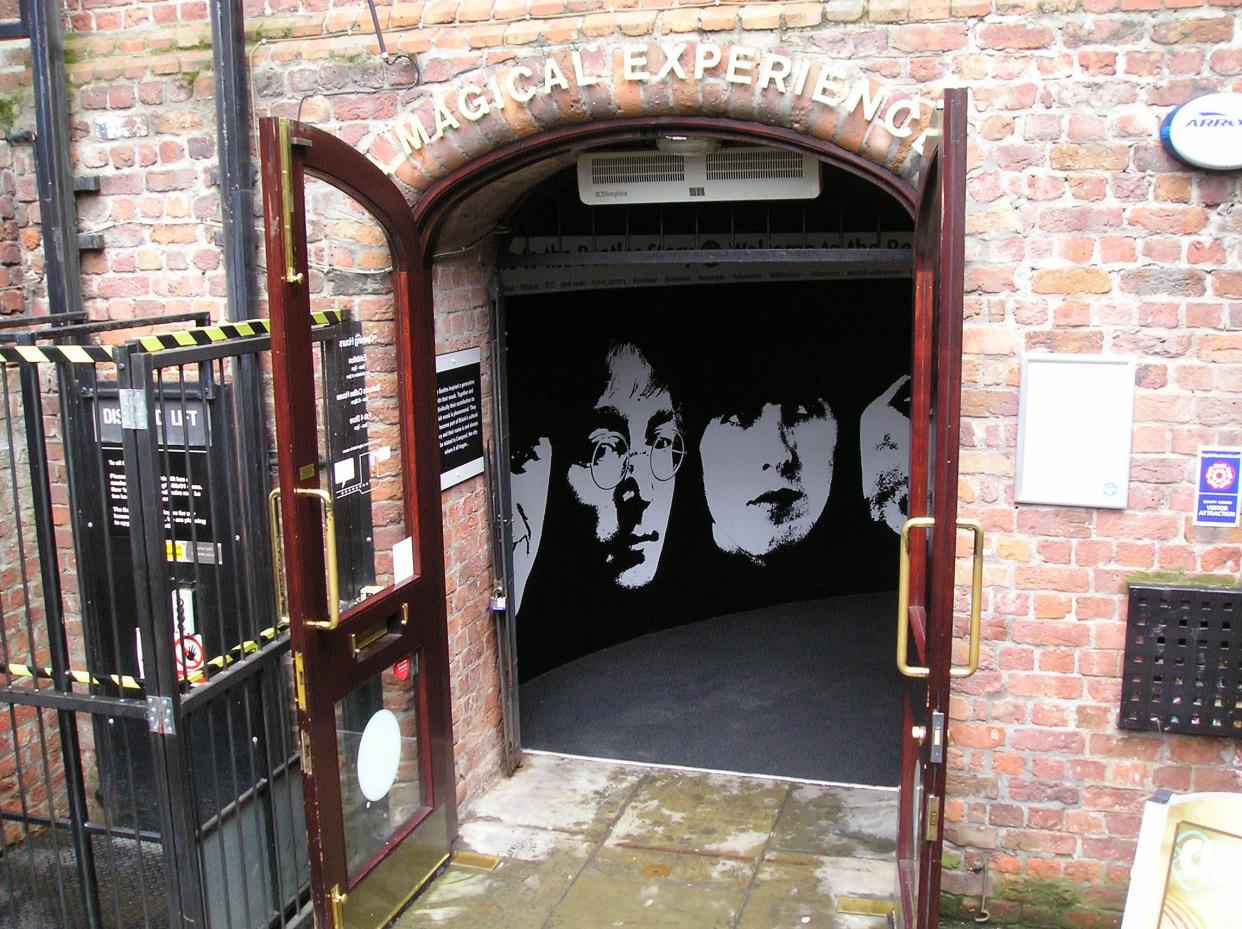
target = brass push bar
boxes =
[278,117,305,286]
[896,516,985,680]
[268,486,342,631]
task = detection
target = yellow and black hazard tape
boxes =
[2,618,291,693]
[0,344,115,365]
[134,309,347,353]
[181,618,291,687]
[3,663,142,690]
[0,310,348,364]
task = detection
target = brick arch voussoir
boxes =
[389,41,932,227]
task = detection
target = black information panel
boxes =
[1122,584,1242,737]
[436,348,484,489]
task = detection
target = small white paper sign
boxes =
[333,457,356,486]
[1016,354,1135,509]
[393,536,414,584]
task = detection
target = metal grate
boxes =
[705,149,806,181]
[1121,585,1242,737]
[590,154,685,185]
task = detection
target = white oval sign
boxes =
[356,709,402,803]
[1161,92,1242,171]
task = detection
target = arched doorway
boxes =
[260,91,970,929]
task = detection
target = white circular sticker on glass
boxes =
[356,709,402,803]
[1161,93,1242,171]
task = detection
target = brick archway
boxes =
[373,40,939,228]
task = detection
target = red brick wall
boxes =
[0,2,1238,924]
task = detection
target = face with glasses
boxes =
[566,343,683,589]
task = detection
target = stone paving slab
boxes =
[737,854,895,929]
[464,753,646,839]
[770,783,899,859]
[397,755,898,929]
[605,769,788,859]
[545,868,745,929]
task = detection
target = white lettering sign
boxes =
[390,44,938,160]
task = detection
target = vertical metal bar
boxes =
[242,674,285,922]
[209,0,257,324]
[27,0,82,318]
[118,347,207,929]
[0,368,54,921]
[16,355,103,927]
[204,701,240,929]
[210,0,274,665]
[118,707,156,927]
[488,278,520,774]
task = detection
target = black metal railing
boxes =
[0,312,348,929]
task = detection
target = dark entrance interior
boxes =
[500,158,915,787]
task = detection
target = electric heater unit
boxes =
[577,148,821,205]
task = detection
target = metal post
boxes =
[15,341,102,927]
[208,0,257,324]
[27,0,83,318]
[488,277,521,774]
[209,0,277,642]
[115,346,208,929]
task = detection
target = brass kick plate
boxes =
[453,851,500,871]
[838,897,894,916]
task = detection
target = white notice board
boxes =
[1015,354,1134,509]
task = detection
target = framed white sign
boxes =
[1015,354,1135,509]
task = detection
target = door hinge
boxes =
[925,795,941,840]
[146,695,174,734]
[293,652,307,711]
[119,389,148,430]
[929,710,945,764]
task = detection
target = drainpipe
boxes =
[28,0,82,318]
[208,0,257,324]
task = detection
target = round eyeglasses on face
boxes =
[589,428,686,491]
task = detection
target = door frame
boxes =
[283,106,966,927]
[412,113,924,766]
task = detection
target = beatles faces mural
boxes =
[509,282,913,680]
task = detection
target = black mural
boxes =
[509,281,913,681]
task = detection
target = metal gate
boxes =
[0,309,350,929]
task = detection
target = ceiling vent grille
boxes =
[589,154,686,186]
[705,149,807,182]
[578,147,820,204]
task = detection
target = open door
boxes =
[894,88,981,929]
[259,117,456,929]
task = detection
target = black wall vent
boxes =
[1122,584,1242,737]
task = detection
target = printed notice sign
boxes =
[436,348,484,490]
[1194,447,1242,527]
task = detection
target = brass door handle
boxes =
[278,117,305,285]
[268,486,342,631]
[268,488,288,624]
[953,519,984,680]
[297,487,342,631]
[896,516,985,680]
[896,516,934,679]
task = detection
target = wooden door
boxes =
[894,87,981,929]
[259,117,456,929]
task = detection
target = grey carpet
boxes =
[520,592,903,787]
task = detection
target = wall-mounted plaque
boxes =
[1015,354,1135,509]
[436,347,484,490]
